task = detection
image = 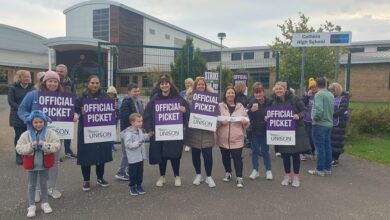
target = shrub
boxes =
[0,84,9,94]
[347,108,390,136]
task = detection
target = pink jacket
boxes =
[216,102,249,149]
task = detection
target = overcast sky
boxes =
[1,0,390,47]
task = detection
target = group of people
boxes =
[8,68,349,217]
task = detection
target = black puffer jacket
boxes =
[247,97,272,136]
[8,83,34,127]
[119,96,144,131]
[236,92,248,108]
[331,92,349,155]
[143,89,189,164]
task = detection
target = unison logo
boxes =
[88,129,112,138]
[158,128,179,136]
[270,134,292,142]
[193,116,213,127]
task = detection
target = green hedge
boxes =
[347,108,390,136]
[0,84,9,94]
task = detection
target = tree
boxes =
[271,13,342,88]
[170,37,207,90]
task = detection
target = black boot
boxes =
[16,152,23,165]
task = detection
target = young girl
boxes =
[122,113,149,196]
[16,110,60,217]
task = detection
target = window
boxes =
[120,76,129,87]
[165,34,170,40]
[132,76,138,84]
[0,69,8,84]
[142,76,149,87]
[250,72,270,88]
[243,52,254,60]
[349,48,365,53]
[377,46,390,52]
[264,51,270,59]
[201,52,221,62]
[149,29,155,35]
[93,8,109,41]
[231,52,241,61]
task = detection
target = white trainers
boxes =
[308,169,325,177]
[48,188,62,199]
[27,205,36,218]
[192,174,204,185]
[41,203,52,214]
[205,176,216,188]
[174,176,182,187]
[156,176,166,187]
[292,176,300,187]
[266,170,273,180]
[34,190,40,203]
[223,172,232,182]
[236,177,244,188]
[281,175,291,186]
[184,146,190,152]
[249,169,259,180]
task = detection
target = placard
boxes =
[189,91,219,131]
[266,106,296,145]
[154,99,183,141]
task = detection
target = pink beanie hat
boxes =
[42,70,60,82]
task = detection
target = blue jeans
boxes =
[312,125,332,171]
[251,134,271,171]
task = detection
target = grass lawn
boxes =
[349,102,390,110]
[345,135,390,167]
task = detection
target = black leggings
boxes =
[192,147,213,176]
[159,158,180,177]
[13,127,26,147]
[281,153,300,174]
[220,147,243,178]
[81,164,105,181]
[128,161,144,187]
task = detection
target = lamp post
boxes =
[218,32,226,97]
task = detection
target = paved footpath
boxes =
[0,95,389,220]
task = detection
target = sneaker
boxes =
[223,172,232,182]
[281,175,291,186]
[82,181,91,191]
[156,176,166,187]
[174,176,182,187]
[41,203,52,214]
[184,146,190,152]
[266,170,273,180]
[291,176,300,187]
[236,177,244,188]
[34,190,41,203]
[205,176,216,188]
[324,169,332,175]
[65,153,77,159]
[129,186,138,196]
[137,186,146,195]
[192,174,204,185]
[48,188,62,199]
[115,173,129,181]
[249,170,259,180]
[97,179,110,187]
[27,205,36,218]
[308,169,325,177]
[332,160,339,167]
[275,152,281,157]
[300,154,307,161]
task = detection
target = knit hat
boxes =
[308,77,316,89]
[42,70,60,83]
[107,86,117,94]
[25,110,52,143]
[36,72,46,82]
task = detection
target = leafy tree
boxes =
[271,13,342,87]
[170,37,207,90]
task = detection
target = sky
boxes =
[1,0,390,47]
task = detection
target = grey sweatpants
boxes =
[36,150,60,192]
[28,170,48,206]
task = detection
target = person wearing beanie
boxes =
[16,110,60,217]
[18,70,66,201]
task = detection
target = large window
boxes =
[93,8,109,41]
[251,72,270,88]
[377,46,390,52]
[349,47,365,53]
[142,76,149,87]
[264,51,270,59]
[201,52,221,62]
[243,52,254,60]
[120,76,129,87]
[231,52,242,61]
[0,69,8,84]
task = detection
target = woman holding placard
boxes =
[75,75,113,191]
[18,71,65,200]
[268,81,309,188]
[184,77,216,188]
[143,77,189,187]
[217,86,249,188]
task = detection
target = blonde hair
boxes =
[274,81,287,90]
[13,70,30,83]
[234,81,246,94]
[129,113,142,123]
[328,82,343,96]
